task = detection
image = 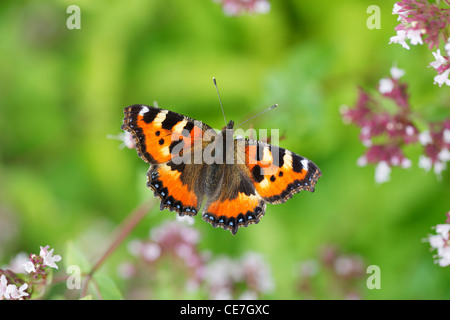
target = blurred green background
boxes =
[0,0,449,299]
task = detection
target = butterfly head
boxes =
[222,120,234,131]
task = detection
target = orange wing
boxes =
[241,139,321,204]
[202,166,266,235]
[147,162,206,215]
[122,104,213,215]
[201,138,321,235]
[122,104,212,165]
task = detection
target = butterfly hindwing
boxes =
[147,162,206,216]
[202,164,266,235]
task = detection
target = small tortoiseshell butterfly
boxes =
[122,101,321,235]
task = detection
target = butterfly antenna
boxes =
[213,77,227,126]
[235,104,278,129]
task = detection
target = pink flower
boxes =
[391,0,450,50]
[214,0,270,16]
[391,1,450,87]
[418,120,450,178]
[343,63,449,182]
[205,252,274,299]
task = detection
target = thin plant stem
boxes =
[80,198,154,298]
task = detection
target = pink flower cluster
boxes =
[205,252,274,299]
[0,271,29,300]
[429,48,450,86]
[213,0,271,16]
[389,0,450,86]
[127,220,206,289]
[0,245,61,300]
[296,245,366,299]
[121,219,274,299]
[341,65,450,183]
[341,65,416,183]
[418,120,450,178]
[390,0,450,49]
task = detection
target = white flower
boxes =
[405,125,415,136]
[239,290,258,300]
[6,252,29,274]
[406,29,424,46]
[0,275,8,299]
[241,252,274,294]
[375,161,391,184]
[39,245,49,257]
[106,131,136,150]
[379,78,394,94]
[438,148,450,162]
[3,285,15,300]
[434,69,450,87]
[401,158,412,169]
[222,3,239,16]
[429,235,445,249]
[429,50,446,70]
[142,243,161,262]
[360,126,372,147]
[40,246,62,269]
[127,240,143,256]
[443,129,450,144]
[435,224,450,240]
[391,156,400,166]
[357,155,367,167]
[427,217,450,267]
[254,0,270,14]
[23,261,36,274]
[445,38,450,56]
[12,283,29,300]
[390,65,405,79]
[418,155,432,172]
[436,247,450,267]
[362,138,372,147]
[212,288,233,300]
[334,256,354,276]
[222,0,270,16]
[389,30,410,50]
[176,214,195,226]
[3,283,29,300]
[418,130,432,146]
[392,3,407,21]
[392,3,401,16]
[433,161,447,178]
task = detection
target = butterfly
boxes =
[121,103,321,235]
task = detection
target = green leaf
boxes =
[93,273,123,300]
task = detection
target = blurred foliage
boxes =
[0,0,449,299]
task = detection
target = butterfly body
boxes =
[122,104,321,235]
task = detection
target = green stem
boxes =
[80,198,154,298]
